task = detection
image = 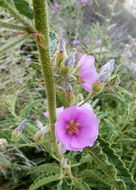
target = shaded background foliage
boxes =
[0,0,136,189]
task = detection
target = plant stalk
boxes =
[32,0,56,144]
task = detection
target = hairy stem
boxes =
[32,0,56,143]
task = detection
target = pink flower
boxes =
[55,104,99,151]
[77,54,99,93]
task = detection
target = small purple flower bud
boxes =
[65,83,73,93]
[57,39,66,52]
[99,59,115,82]
[55,40,67,69]
[65,49,76,67]
[16,119,27,132]
[65,83,75,105]
[60,49,76,76]
[12,119,27,142]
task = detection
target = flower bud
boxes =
[99,59,115,82]
[92,80,104,95]
[55,40,67,69]
[11,119,27,142]
[58,141,66,154]
[65,83,75,105]
[60,49,76,76]
[62,159,68,167]
[0,138,8,151]
[34,125,49,142]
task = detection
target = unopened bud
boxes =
[57,39,66,52]
[34,125,50,142]
[55,40,67,68]
[92,80,104,95]
[12,119,27,142]
[58,141,66,154]
[65,49,76,67]
[0,138,8,151]
[63,159,68,167]
[60,49,76,76]
[65,83,75,105]
[99,59,115,82]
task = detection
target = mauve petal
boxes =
[78,103,93,112]
[64,141,83,151]
[81,82,92,92]
[77,54,95,68]
[44,107,64,118]
[77,109,99,129]
[57,106,80,122]
[70,121,98,149]
[71,130,92,149]
[79,105,99,120]
[77,54,87,67]
[79,62,99,82]
[76,110,99,145]
[55,120,72,146]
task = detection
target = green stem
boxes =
[0,0,34,32]
[0,21,28,31]
[32,0,56,143]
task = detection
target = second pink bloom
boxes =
[77,54,99,93]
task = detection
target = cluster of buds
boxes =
[55,40,75,76]
[11,117,49,143]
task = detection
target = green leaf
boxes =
[13,0,34,19]
[74,181,91,190]
[49,31,57,56]
[28,174,61,190]
[90,143,126,190]
[98,136,136,190]
[20,99,42,118]
[28,163,60,175]
[80,169,110,189]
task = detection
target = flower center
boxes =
[66,120,80,135]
